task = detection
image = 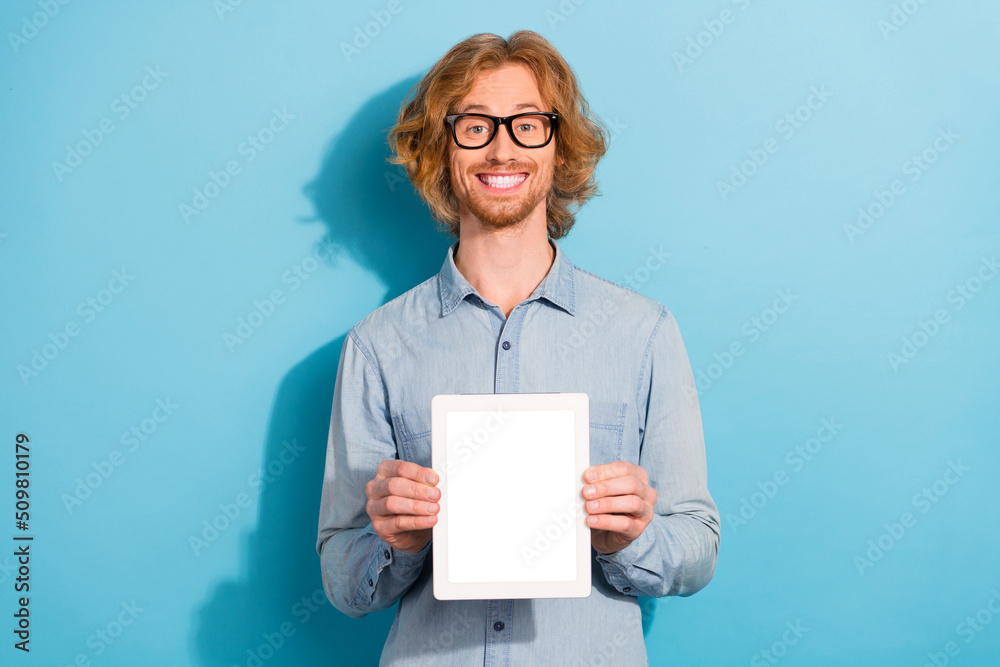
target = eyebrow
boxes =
[457,102,542,114]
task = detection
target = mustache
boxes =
[468,164,535,174]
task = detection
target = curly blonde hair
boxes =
[387,30,609,240]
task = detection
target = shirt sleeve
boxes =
[595,306,721,598]
[316,327,431,618]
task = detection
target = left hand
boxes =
[582,461,657,555]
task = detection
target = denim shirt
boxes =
[316,237,720,666]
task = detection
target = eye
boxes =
[455,117,493,136]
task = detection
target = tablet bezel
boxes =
[430,392,591,600]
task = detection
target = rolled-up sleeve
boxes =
[316,327,430,618]
[596,306,720,598]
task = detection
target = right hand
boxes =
[365,459,440,554]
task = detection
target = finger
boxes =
[584,494,649,518]
[582,475,651,502]
[375,513,437,536]
[369,475,440,502]
[369,495,439,518]
[378,459,439,486]
[584,460,645,484]
[585,513,638,536]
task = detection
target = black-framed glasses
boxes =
[444,112,559,149]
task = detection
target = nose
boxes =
[484,120,518,161]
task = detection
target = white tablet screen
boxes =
[445,408,577,583]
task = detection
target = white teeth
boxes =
[479,174,527,188]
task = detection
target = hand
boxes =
[365,460,440,554]
[582,461,657,555]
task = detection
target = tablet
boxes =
[431,392,591,600]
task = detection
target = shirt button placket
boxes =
[485,600,501,665]
[485,601,512,666]
[489,308,520,664]
[494,305,523,394]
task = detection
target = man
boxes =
[316,30,719,666]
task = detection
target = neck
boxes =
[454,216,555,318]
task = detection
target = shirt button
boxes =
[623,587,631,592]
[368,578,373,586]
[384,549,390,559]
[493,621,504,632]
[501,341,510,350]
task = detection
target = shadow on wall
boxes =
[191,76,452,666]
[192,75,658,665]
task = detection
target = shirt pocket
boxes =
[391,407,433,468]
[588,399,628,466]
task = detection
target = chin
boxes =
[468,199,537,229]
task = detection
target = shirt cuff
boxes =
[350,526,430,608]
[390,539,431,564]
[371,524,431,572]
[594,527,653,596]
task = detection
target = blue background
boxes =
[2,1,998,665]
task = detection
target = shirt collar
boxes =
[438,237,576,317]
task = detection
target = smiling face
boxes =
[447,62,562,233]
